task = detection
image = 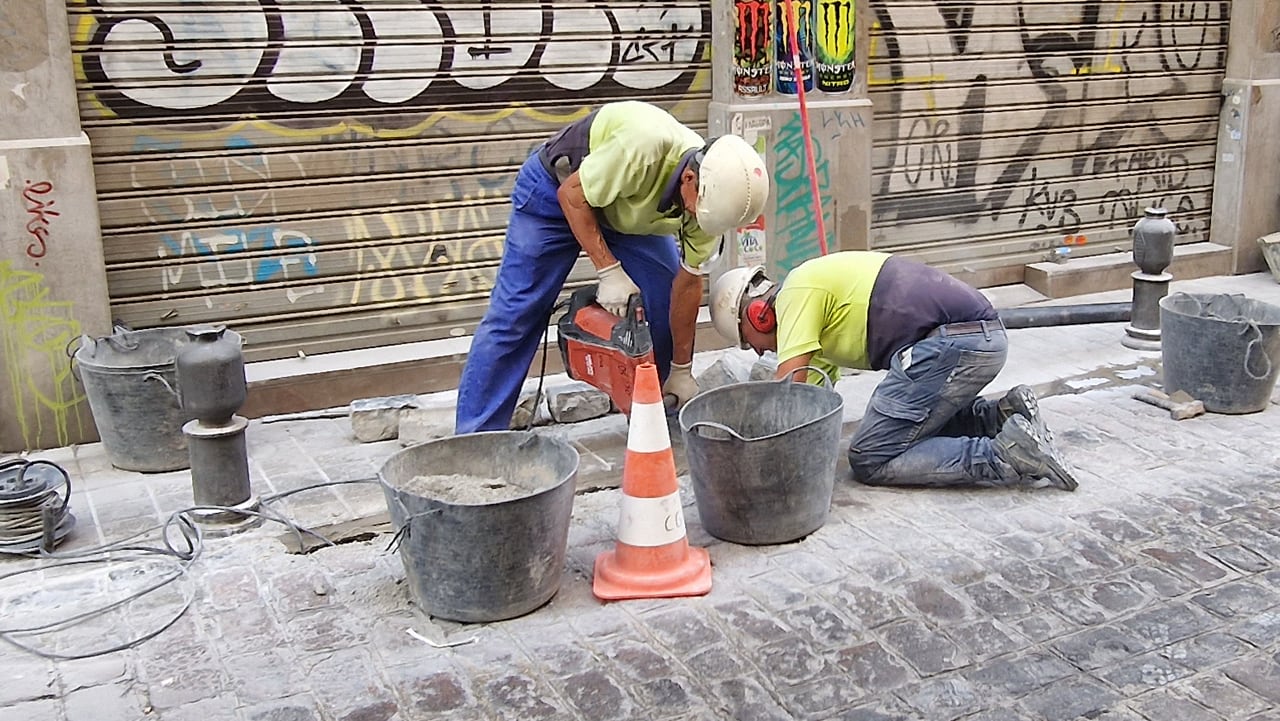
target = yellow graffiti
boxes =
[0,261,87,449]
[1077,0,1127,75]
[867,21,946,86]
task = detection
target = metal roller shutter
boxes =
[867,1,1230,286]
[67,0,710,361]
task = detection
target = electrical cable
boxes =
[0,464,386,661]
[783,0,830,256]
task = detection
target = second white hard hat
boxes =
[710,265,773,349]
[696,135,769,238]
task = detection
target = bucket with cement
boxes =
[1160,292,1280,414]
[678,373,843,545]
[73,327,211,472]
[378,431,579,623]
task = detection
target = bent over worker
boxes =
[709,251,1079,491]
[454,101,769,434]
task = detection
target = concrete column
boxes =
[706,0,872,279]
[1,1,110,452]
[1210,1,1280,274]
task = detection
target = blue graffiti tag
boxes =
[773,114,832,274]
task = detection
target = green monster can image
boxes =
[733,0,773,97]
[815,0,854,93]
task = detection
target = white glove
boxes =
[663,362,700,410]
[596,262,640,316]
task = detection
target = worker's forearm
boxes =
[776,354,814,382]
[669,269,702,365]
[557,174,615,269]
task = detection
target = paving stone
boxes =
[1162,632,1256,670]
[779,674,865,719]
[830,582,908,629]
[631,676,710,716]
[1128,688,1222,721]
[482,672,571,721]
[546,381,611,424]
[961,580,1032,620]
[1120,602,1218,647]
[242,694,324,721]
[1230,609,1280,647]
[710,677,793,721]
[967,651,1076,697]
[222,648,310,704]
[1179,673,1275,720]
[942,620,1023,661]
[1039,587,1110,625]
[63,682,146,721]
[1086,579,1150,615]
[349,395,418,443]
[755,637,831,686]
[599,638,673,682]
[560,668,635,720]
[880,620,967,676]
[903,580,968,623]
[993,558,1062,595]
[1052,626,1154,670]
[162,693,241,721]
[57,654,130,691]
[1223,657,1280,704]
[645,607,727,655]
[1093,651,1193,694]
[1019,675,1122,721]
[1206,543,1272,573]
[682,645,743,680]
[302,647,399,721]
[711,599,792,648]
[830,640,912,694]
[898,676,984,721]
[1076,509,1155,544]
[1141,547,1232,584]
[777,602,861,650]
[0,698,60,721]
[826,696,925,721]
[1125,565,1201,598]
[1193,580,1276,618]
[0,653,56,705]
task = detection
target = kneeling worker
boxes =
[456,101,769,433]
[710,251,1078,491]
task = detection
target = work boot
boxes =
[995,415,1079,491]
[998,385,1052,442]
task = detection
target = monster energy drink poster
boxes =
[815,0,854,93]
[733,0,772,97]
[774,0,814,95]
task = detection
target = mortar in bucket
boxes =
[1160,292,1280,414]
[72,326,219,472]
[678,370,843,545]
[378,431,579,623]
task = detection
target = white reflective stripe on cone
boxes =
[616,492,686,547]
[627,400,670,454]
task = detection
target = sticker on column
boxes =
[815,0,854,93]
[736,121,769,267]
[774,0,815,95]
[733,0,773,97]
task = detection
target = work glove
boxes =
[663,362,700,410]
[596,262,640,317]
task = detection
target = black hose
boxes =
[998,302,1131,329]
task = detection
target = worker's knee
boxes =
[847,449,892,486]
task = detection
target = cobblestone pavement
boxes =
[3,274,1280,721]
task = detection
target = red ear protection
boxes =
[745,297,776,334]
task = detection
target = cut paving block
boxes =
[547,381,612,424]
[696,350,757,390]
[397,406,456,446]
[349,394,419,442]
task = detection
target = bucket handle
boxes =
[685,419,747,443]
[778,364,836,390]
[385,502,442,554]
[1240,322,1273,381]
[143,371,181,401]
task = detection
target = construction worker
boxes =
[709,251,1079,491]
[455,101,769,433]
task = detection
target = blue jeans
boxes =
[455,154,680,433]
[847,324,1020,487]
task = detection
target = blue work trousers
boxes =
[847,324,1021,487]
[455,154,680,433]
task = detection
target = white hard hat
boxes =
[710,265,773,349]
[696,135,769,238]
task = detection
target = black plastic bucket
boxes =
[73,327,209,472]
[678,376,843,545]
[378,431,579,623]
[1160,292,1280,414]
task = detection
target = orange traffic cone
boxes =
[593,362,712,601]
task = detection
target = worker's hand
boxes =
[596,262,641,316]
[663,362,699,410]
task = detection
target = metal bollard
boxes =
[1122,208,1176,350]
